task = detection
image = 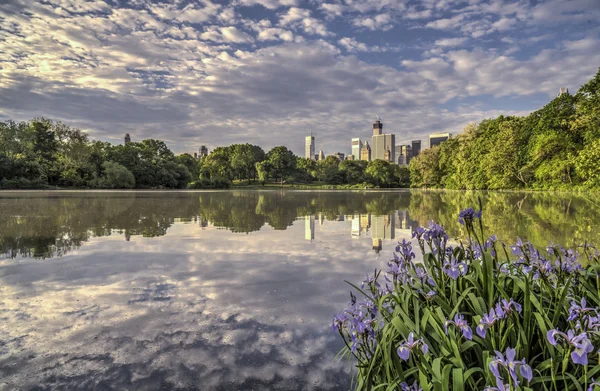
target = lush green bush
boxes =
[101,161,135,189]
[333,206,600,390]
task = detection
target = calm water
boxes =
[1,190,599,390]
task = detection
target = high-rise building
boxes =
[333,152,345,161]
[429,133,451,148]
[558,87,569,96]
[318,150,325,161]
[351,138,361,159]
[360,141,371,161]
[371,119,395,162]
[194,152,198,159]
[346,155,354,161]
[412,140,422,157]
[305,135,315,160]
[372,134,396,162]
[396,144,412,165]
[124,133,131,144]
[373,119,383,135]
[395,145,402,161]
[199,145,209,158]
[314,154,319,161]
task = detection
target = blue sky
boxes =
[0,0,599,156]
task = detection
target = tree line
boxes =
[409,68,600,190]
[0,119,409,189]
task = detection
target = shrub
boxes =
[102,161,135,189]
[333,206,600,391]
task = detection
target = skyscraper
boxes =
[429,133,451,148]
[305,135,315,160]
[371,119,395,162]
[351,138,361,160]
[124,133,131,144]
[199,145,209,158]
[318,150,325,161]
[360,141,371,161]
[412,140,422,157]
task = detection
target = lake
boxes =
[1,190,599,390]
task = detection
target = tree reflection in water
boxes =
[1,190,598,259]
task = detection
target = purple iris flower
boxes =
[332,313,347,332]
[361,273,380,290]
[445,314,473,340]
[568,298,598,322]
[547,329,595,365]
[412,226,426,240]
[395,239,416,262]
[397,332,429,361]
[495,299,522,319]
[414,266,436,286]
[458,207,482,225]
[400,381,423,391]
[477,308,497,338]
[588,378,600,391]
[443,256,468,279]
[489,348,533,388]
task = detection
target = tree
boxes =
[409,148,441,188]
[176,153,200,180]
[266,146,296,185]
[339,160,367,184]
[102,161,135,189]
[366,159,397,188]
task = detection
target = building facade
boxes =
[360,141,371,161]
[318,150,325,161]
[412,140,421,157]
[429,133,451,148]
[305,135,315,160]
[124,133,131,144]
[372,133,395,162]
[351,137,361,160]
[371,120,395,162]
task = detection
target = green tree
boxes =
[339,160,367,184]
[102,161,135,188]
[266,146,296,185]
[366,159,397,187]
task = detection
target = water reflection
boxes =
[0,190,599,390]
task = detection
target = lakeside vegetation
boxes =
[1,68,598,191]
[409,68,600,190]
[334,208,600,390]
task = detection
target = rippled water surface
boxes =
[1,190,599,390]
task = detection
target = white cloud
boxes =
[201,26,254,43]
[237,0,299,10]
[279,7,332,36]
[353,13,393,31]
[435,37,467,47]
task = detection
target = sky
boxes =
[0,0,599,156]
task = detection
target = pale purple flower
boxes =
[489,348,532,388]
[568,298,598,322]
[443,256,468,279]
[397,332,429,361]
[588,378,600,391]
[395,239,416,262]
[476,308,497,338]
[547,329,595,365]
[445,313,473,340]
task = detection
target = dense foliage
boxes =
[333,208,600,390]
[409,68,600,190]
[0,119,409,189]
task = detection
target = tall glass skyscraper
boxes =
[429,133,451,148]
[351,138,361,160]
[371,120,395,162]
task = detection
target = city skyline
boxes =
[1,1,598,157]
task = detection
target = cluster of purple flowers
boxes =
[486,348,532,390]
[458,207,482,226]
[397,332,429,361]
[413,221,448,255]
[399,380,423,391]
[332,296,380,354]
[506,238,583,281]
[476,299,523,338]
